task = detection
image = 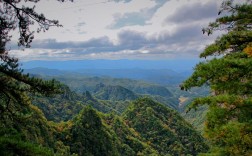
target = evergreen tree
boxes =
[0,0,72,120]
[181,0,252,155]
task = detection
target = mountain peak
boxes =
[123,98,208,155]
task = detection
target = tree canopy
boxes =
[0,0,73,48]
[0,0,72,120]
[181,0,252,155]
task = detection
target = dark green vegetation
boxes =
[0,0,68,155]
[15,71,207,155]
[94,83,138,101]
[67,104,159,156]
[0,54,208,155]
[29,70,208,132]
[27,68,208,128]
[32,84,85,122]
[1,94,209,155]
[181,1,252,155]
[17,71,172,116]
[123,98,208,155]
[0,67,208,155]
[173,86,210,132]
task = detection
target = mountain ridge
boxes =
[21,59,198,72]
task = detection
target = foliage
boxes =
[0,137,54,156]
[182,105,208,133]
[0,1,74,155]
[33,74,177,110]
[60,98,209,156]
[68,106,119,156]
[49,74,173,98]
[181,1,252,155]
[0,0,73,48]
[1,76,210,156]
[65,106,159,156]
[0,0,75,125]
[99,100,131,114]
[102,113,159,156]
[123,98,208,156]
[32,83,131,122]
[32,96,207,156]
[94,83,138,101]
[0,104,67,155]
[0,49,61,120]
[32,84,85,122]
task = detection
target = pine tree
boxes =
[0,0,72,121]
[181,1,252,155]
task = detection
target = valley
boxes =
[4,67,209,156]
[0,66,210,155]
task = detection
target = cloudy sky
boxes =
[9,0,223,61]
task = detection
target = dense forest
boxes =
[1,0,252,155]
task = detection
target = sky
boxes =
[8,0,224,61]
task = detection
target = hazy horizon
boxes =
[21,59,200,72]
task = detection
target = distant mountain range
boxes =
[24,67,191,85]
[21,59,200,72]
[22,59,201,86]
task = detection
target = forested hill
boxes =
[28,68,209,131]
[1,96,208,155]
[66,98,208,156]
[0,68,209,155]
[122,98,208,155]
[94,83,139,101]
[31,79,177,122]
[28,70,179,110]
[1,61,209,156]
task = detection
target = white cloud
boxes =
[9,0,223,61]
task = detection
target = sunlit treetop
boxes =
[180,1,252,155]
[201,0,252,58]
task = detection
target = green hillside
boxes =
[43,75,173,97]
[123,98,209,155]
[60,98,208,156]
[65,106,159,156]
[1,62,209,156]
[31,73,208,135]
[32,84,85,122]
[0,104,69,156]
[32,85,117,122]
[39,75,178,109]
[1,89,209,156]
[94,83,139,101]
